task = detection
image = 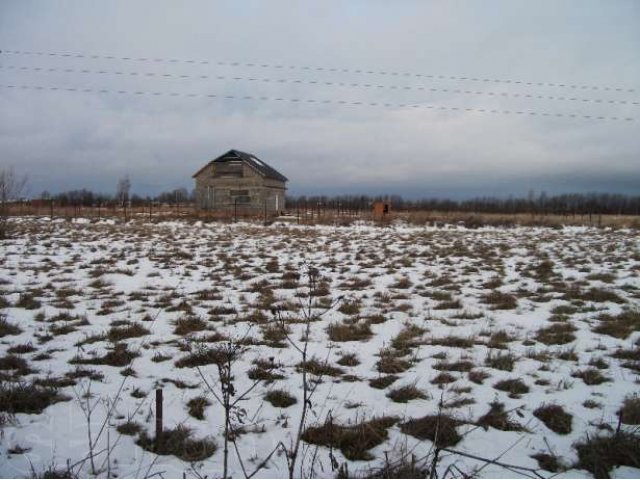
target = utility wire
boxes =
[2,64,637,107]
[1,83,633,121]
[1,48,635,93]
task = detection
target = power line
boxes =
[1,48,635,93]
[2,64,637,107]
[1,83,633,122]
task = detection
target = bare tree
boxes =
[116,175,131,208]
[0,167,27,239]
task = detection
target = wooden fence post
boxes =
[155,389,163,447]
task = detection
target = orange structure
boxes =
[372,201,391,220]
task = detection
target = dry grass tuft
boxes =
[0,317,22,337]
[493,378,529,396]
[400,414,461,447]
[136,425,216,462]
[327,320,373,342]
[368,375,399,389]
[574,431,640,478]
[593,310,640,339]
[173,316,208,335]
[302,416,398,461]
[618,396,640,425]
[108,321,150,342]
[483,291,518,310]
[533,404,572,434]
[0,381,69,414]
[187,396,211,420]
[297,357,344,377]
[386,384,427,403]
[264,389,297,408]
[477,401,527,431]
[571,368,610,386]
[535,322,576,345]
[71,343,139,367]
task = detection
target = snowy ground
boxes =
[0,217,639,478]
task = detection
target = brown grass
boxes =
[536,322,576,345]
[533,404,572,434]
[187,396,211,420]
[477,401,527,431]
[297,357,344,377]
[386,384,427,403]
[574,431,640,478]
[493,378,529,396]
[301,416,398,461]
[368,375,399,389]
[327,321,373,342]
[618,396,640,425]
[71,343,139,367]
[136,425,216,462]
[264,389,297,408]
[571,368,610,385]
[400,414,461,447]
[0,381,69,414]
[593,310,640,339]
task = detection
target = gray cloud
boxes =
[1,0,638,199]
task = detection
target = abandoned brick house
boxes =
[193,149,288,215]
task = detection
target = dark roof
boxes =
[192,149,288,182]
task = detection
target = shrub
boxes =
[533,404,572,434]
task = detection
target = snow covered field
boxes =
[1,218,639,478]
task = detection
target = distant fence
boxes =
[6,200,638,228]
[4,200,371,224]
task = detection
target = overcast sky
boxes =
[1,0,639,199]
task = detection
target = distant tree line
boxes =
[33,187,640,216]
[40,186,192,207]
[286,191,640,216]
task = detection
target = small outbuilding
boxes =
[193,149,288,216]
